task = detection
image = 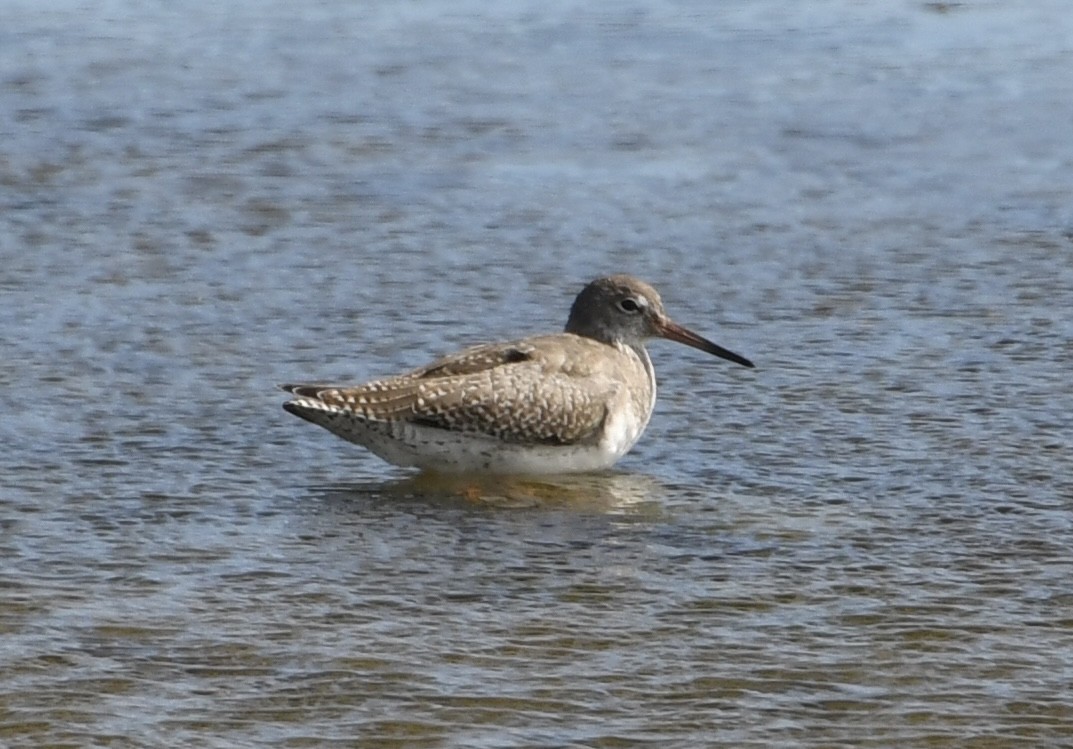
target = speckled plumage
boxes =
[282,275,753,474]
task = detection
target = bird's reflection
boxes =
[308,470,670,513]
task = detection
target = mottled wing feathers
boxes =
[283,378,428,422]
[410,367,612,445]
[406,340,536,379]
[282,336,619,446]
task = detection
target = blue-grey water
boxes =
[3,1,1073,746]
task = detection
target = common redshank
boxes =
[282,274,753,474]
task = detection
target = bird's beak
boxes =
[657,318,754,368]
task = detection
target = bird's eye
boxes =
[618,298,641,313]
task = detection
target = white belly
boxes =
[363,422,625,475]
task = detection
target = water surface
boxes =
[2,1,1072,746]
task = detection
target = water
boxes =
[3,1,1073,746]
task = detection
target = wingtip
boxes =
[280,383,330,398]
[282,398,332,425]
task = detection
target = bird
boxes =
[281,274,753,474]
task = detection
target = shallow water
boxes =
[3,1,1073,746]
